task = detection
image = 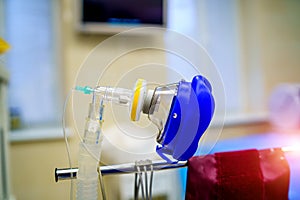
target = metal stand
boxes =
[55,160,187,182]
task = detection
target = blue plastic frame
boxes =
[156,75,215,162]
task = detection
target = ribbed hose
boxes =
[76,142,102,200]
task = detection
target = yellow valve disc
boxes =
[130,79,147,121]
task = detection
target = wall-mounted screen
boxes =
[76,0,167,34]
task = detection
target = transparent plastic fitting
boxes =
[75,82,179,138]
[76,85,133,106]
[147,83,178,141]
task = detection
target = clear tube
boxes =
[76,142,101,200]
[76,100,105,200]
[83,103,102,145]
[63,89,75,200]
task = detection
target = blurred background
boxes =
[0,0,299,199]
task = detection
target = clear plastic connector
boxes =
[75,86,133,106]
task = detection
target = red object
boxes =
[185,149,290,200]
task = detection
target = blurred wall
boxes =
[239,0,300,112]
[8,0,300,199]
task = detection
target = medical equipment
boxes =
[56,76,300,199]
[61,74,215,200]
[75,75,215,162]
[76,97,105,200]
[55,145,298,179]
[55,27,227,200]
[56,146,299,199]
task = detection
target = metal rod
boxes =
[55,146,299,182]
[55,160,187,182]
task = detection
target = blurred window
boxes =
[167,0,242,114]
[3,0,61,128]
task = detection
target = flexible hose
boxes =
[76,95,106,200]
[62,89,74,200]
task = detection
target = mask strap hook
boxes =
[149,163,154,200]
[134,162,145,200]
[134,172,139,200]
[135,160,156,200]
[144,165,148,199]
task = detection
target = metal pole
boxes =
[55,147,297,182]
[55,160,187,182]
